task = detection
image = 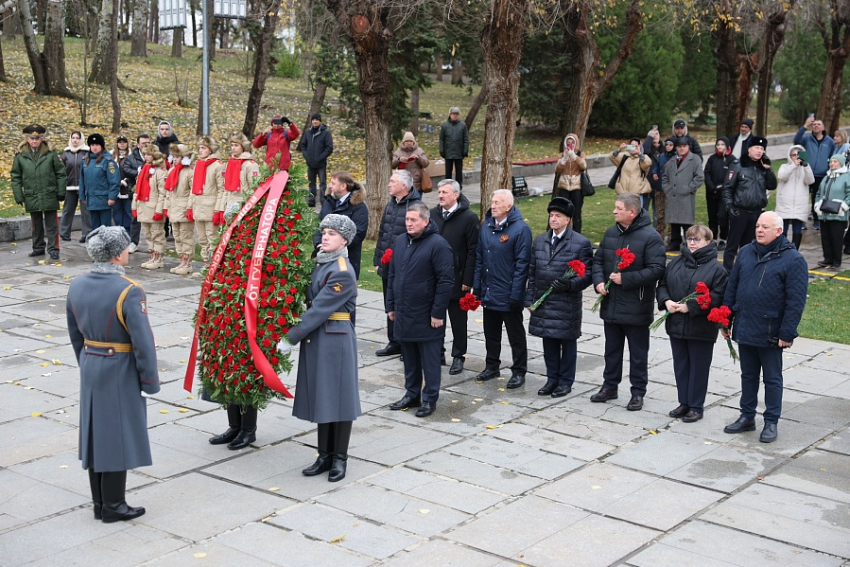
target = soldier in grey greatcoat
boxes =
[278,214,361,483]
[66,226,160,523]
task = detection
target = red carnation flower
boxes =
[381,248,393,264]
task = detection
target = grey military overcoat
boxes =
[67,271,161,472]
[286,256,362,423]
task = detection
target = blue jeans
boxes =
[738,344,784,424]
[112,198,133,237]
[89,209,113,231]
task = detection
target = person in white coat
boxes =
[774,144,814,250]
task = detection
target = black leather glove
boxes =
[550,278,569,292]
[728,208,740,217]
[510,299,523,312]
[281,116,290,124]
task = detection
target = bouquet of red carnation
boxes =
[650,281,711,331]
[708,305,738,362]
[381,248,393,264]
[530,259,587,311]
[186,163,317,409]
[591,247,635,313]
[459,292,481,311]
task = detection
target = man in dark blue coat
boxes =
[722,211,808,443]
[431,179,479,375]
[373,170,422,356]
[386,203,455,418]
[473,189,533,389]
[525,198,592,397]
[591,193,666,411]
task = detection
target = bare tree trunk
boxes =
[89,0,117,84]
[0,34,6,82]
[36,0,46,35]
[18,0,50,94]
[479,0,528,214]
[450,57,462,85]
[816,0,850,134]
[464,84,487,130]
[205,0,216,59]
[712,0,756,138]
[409,86,419,134]
[435,54,443,82]
[241,0,280,137]
[131,0,149,56]
[172,26,183,57]
[560,0,643,141]
[755,5,793,134]
[110,59,122,133]
[191,0,198,46]
[44,0,76,97]
[149,0,159,43]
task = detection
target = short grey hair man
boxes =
[761,210,784,230]
[408,202,430,221]
[392,169,413,192]
[437,179,460,194]
[616,192,642,214]
[493,188,514,207]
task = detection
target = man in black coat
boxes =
[722,212,808,443]
[120,134,151,252]
[373,170,422,356]
[314,171,368,279]
[591,193,666,411]
[301,113,334,207]
[386,203,455,418]
[431,179,479,375]
[722,136,777,273]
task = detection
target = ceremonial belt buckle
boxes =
[328,312,351,321]
[84,339,134,355]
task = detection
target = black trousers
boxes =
[669,337,714,412]
[542,337,577,387]
[821,219,847,266]
[723,209,760,273]
[131,218,141,245]
[482,307,527,374]
[602,322,649,396]
[669,223,691,250]
[739,344,784,424]
[706,192,728,240]
[561,189,584,234]
[445,159,464,188]
[811,175,824,223]
[400,340,442,402]
[442,299,468,358]
[381,276,398,347]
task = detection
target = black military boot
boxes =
[792,232,802,250]
[100,471,145,523]
[302,422,333,476]
[227,405,257,450]
[88,469,103,520]
[328,421,353,482]
[209,404,241,445]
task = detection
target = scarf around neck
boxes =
[136,164,153,201]
[91,262,126,275]
[192,158,215,195]
[316,246,349,265]
[224,158,246,191]
[165,162,184,191]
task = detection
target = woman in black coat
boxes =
[524,198,593,397]
[656,224,728,422]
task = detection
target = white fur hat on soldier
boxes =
[198,135,219,153]
[86,226,131,262]
[228,131,252,153]
[320,214,357,244]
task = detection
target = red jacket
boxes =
[253,123,300,170]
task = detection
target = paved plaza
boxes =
[2,221,850,567]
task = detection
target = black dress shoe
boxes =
[668,405,689,418]
[389,395,421,410]
[626,395,644,411]
[415,401,436,417]
[227,430,256,450]
[449,357,465,375]
[61,235,71,242]
[538,380,558,396]
[590,387,618,402]
[551,384,572,398]
[506,374,526,389]
[101,502,145,523]
[476,368,500,382]
[440,354,447,366]
[682,410,703,423]
[302,454,332,476]
[724,415,756,434]
[376,343,402,357]
[208,426,240,445]
[29,250,45,257]
[79,236,87,243]
[759,422,778,443]
[49,251,59,260]
[328,455,347,482]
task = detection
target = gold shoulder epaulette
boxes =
[120,275,140,286]
[337,257,348,271]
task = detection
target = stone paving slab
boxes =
[408,449,547,496]
[761,449,850,504]
[142,540,281,567]
[379,539,513,567]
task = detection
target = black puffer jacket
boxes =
[656,242,728,342]
[592,209,667,326]
[525,228,593,340]
[723,154,777,213]
[431,193,479,300]
[121,148,145,189]
[704,138,734,197]
[373,188,422,278]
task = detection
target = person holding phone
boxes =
[392,132,430,192]
[610,137,652,210]
[794,115,835,230]
[775,145,814,250]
